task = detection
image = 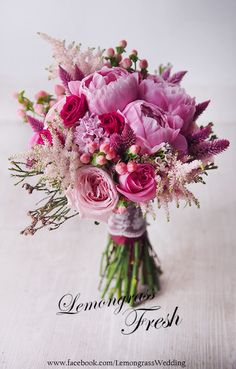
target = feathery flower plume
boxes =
[27,115,44,132]
[193,100,210,121]
[191,139,229,159]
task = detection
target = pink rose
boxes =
[139,79,196,133]
[66,166,118,222]
[117,164,156,202]
[80,67,138,115]
[123,100,187,154]
[60,94,88,128]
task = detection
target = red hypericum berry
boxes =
[139,59,148,69]
[80,153,91,164]
[119,40,127,48]
[130,49,138,56]
[115,162,127,175]
[107,48,115,57]
[96,155,107,165]
[122,58,132,69]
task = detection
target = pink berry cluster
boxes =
[79,142,117,166]
[105,40,148,75]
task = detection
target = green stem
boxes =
[101,245,125,298]
[124,247,130,298]
[144,242,155,293]
[129,242,139,306]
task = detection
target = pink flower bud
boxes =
[96,155,107,165]
[33,103,44,115]
[129,144,140,155]
[34,90,48,100]
[130,49,138,56]
[127,161,138,173]
[115,162,127,175]
[119,40,127,48]
[17,109,26,118]
[89,142,98,154]
[100,143,110,154]
[117,205,127,214]
[54,84,65,96]
[80,153,91,164]
[139,59,148,69]
[107,48,115,57]
[122,58,132,69]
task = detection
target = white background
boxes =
[0,1,236,368]
[1,0,236,122]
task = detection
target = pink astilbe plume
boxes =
[74,64,85,81]
[110,124,136,153]
[58,65,73,90]
[27,115,44,132]
[191,139,229,159]
[161,67,187,84]
[188,123,213,144]
[168,71,187,84]
[193,100,210,121]
[58,65,85,91]
[38,33,104,80]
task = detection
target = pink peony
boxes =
[79,67,138,115]
[117,164,156,203]
[139,79,196,133]
[123,100,187,154]
[66,166,119,222]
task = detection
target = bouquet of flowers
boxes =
[10,34,229,305]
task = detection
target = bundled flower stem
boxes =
[100,233,162,306]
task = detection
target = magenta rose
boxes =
[66,166,119,222]
[99,112,125,135]
[80,66,138,115]
[60,94,87,128]
[117,164,156,202]
[139,79,196,133]
[123,100,187,154]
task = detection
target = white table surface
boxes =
[0,118,235,369]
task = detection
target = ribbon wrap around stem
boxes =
[108,206,146,245]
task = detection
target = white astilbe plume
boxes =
[140,202,156,220]
[29,128,81,190]
[74,48,105,77]
[38,32,105,79]
[154,154,203,217]
[168,159,203,191]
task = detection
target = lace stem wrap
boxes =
[108,206,146,245]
